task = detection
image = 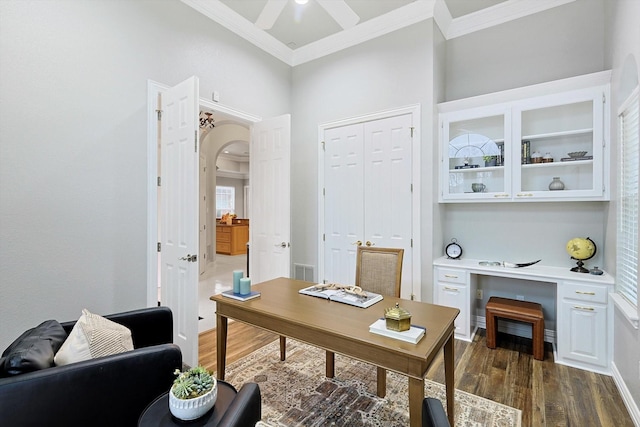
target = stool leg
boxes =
[486,311,497,349]
[533,319,544,361]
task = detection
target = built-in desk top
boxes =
[434,256,614,285]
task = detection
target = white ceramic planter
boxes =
[169,378,218,421]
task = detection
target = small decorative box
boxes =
[384,303,411,332]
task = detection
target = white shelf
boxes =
[522,128,593,141]
[521,159,593,169]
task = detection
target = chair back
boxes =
[355,246,404,297]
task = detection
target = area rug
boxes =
[222,339,521,427]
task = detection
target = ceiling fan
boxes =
[256,0,359,30]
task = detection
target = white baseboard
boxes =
[611,362,640,427]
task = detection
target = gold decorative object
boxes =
[384,303,411,332]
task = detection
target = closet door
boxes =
[363,114,413,299]
[323,113,413,299]
[323,123,364,285]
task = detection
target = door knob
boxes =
[179,254,197,262]
[365,241,375,247]
[274,242,289,248]
[351,240,362,246]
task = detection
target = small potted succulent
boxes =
[169,366,218,421]
[483,155,498,167]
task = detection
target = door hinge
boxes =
[411,238,413,248]
[602,93,606,104]
[323,187,325,196]
[157,176,161,186]
[194,131,198,152]
[156,110,162,121]
[410,183,413,193]
[323,233,325,242]
[157,242,161,252]
[321,141,325,151]
[410,127,414,138]
[410,293,415,301]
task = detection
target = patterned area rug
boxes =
[222,339,521,427]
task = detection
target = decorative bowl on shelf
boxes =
[567,151,588,158]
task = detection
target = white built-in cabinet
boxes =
[439,73,610,202]
[434,267,476,341]
[433,257,614,374]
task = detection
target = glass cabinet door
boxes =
[441,107,510,201]
[512,88,605,200]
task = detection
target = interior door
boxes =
[199,154,206,275]
[323,123,364,284]
[363,115,413,299]
[249,114,291,284]
[160,76,199,368]
[323,113,413,299]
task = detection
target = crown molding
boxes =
[444,0,576,40]
[216,169,249,180]
[182,0,579,67]
[292,1,436,66]
[181,0,293,65]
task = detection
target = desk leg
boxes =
[325,351,335,378]
[408,377,423,427]
[376,367,386,397]
[216,314,228,380]
[444,332,455,426]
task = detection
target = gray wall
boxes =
[290,20,439,298]
[445,0,606,101]
[0,0,290,349]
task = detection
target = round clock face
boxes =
[446,242,462,259]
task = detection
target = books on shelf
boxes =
[369,318,425,344]
[221,290,261,301]
[298,284,383,308]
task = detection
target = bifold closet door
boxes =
[323,113,413,297]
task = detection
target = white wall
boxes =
[0,0,290,349]
[605,0,640,418]
[290,20,438,297]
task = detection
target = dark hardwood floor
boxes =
[199,322,633,427]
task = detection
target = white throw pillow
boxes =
[54,309,134,366]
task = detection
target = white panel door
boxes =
[250,115,291,284]
[363,115,413,299]
[160,76,199,368]
[323,113,413,299]
[323,123,364,285]
[199,154,206,275]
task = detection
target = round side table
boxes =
[138,381,238,426]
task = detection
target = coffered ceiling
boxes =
[181,0,575,66]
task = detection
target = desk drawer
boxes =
[561,281,608,304]
[437,268,467,284]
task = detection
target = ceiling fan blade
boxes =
[255,0,287,30]
[316,0,360,29]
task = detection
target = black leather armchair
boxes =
[0,307,182,427]
[422,397,451,427]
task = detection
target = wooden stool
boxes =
[486,296,545,360]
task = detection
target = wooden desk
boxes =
[212,277,459,427]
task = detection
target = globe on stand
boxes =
[565,237,597,273]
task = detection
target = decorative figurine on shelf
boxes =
[566,237,597,273]
[385,303,411,332]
